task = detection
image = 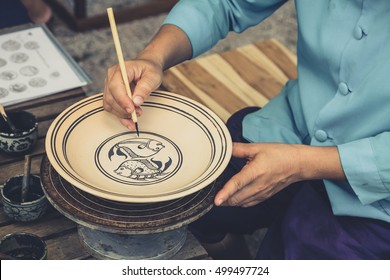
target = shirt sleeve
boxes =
[163,0,288,58]
[338,132,390,205]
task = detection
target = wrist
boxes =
[295,145,345,181]
[135,49,165,70]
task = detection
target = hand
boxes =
[214,142,302,207]
[103,59,163,130]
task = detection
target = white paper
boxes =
[0,26,89,106]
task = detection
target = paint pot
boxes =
[0,110,38,155]
[0,232,47,260]
[1,174,48,222]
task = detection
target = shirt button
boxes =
[353,26,364,40]
[314,130,328,142]
[338,82,350,96]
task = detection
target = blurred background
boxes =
[47,0,297,96]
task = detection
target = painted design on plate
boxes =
[95,132,182,185]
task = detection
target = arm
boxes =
[164,0,288,58]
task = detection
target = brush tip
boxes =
[135,122,140,137]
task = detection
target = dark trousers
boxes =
[189,107,390,259]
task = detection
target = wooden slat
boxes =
[168,67,231,122]
[162,71,205,104]
[0,213,77,238]
[220,50,284,100]
[255,39,297,80]
[162,39,297,121]
[45,231,90,260]
[237,44,289,84]
[176,62,249,113]
[23,95,86,121]
[0,157,43,184]
[196,54,269,107]
[5,88,86,111]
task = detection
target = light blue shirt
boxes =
[164,0,390,223]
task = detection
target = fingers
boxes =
[214,163,256,206]
[103,61,163,126]
[131,65,163,107]
[104,65,135,114]
[213,143,256,206]
[232,142,255,159]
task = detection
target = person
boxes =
[103,0,390,259]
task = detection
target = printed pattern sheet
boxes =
[0,26,89,105]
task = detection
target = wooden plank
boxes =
[22,95,86,121]
[37,119,55,138]
[0,212,76,238]
[175,62,248,112]
[255,39,297,80]
[162,39,298,120]
[45,231,90,260]
[162,70,205,104]
[196,54,269,107]
[5,89,86,111]
[221,50,284,100]
[168,67,231,122]
[237,44,289,84]
[0,156,43,184]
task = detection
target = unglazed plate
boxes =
[45,91,232,203]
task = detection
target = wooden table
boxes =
[0,87,208,260]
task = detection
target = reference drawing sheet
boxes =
[0,24,90,106]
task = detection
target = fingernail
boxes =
[126,108,133,114]
[133,96,143,106]
[215,197,223,206]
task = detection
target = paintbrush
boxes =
[0,103,19,134]
[107,7,140,137]
[21,154,31,203]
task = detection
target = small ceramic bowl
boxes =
[0,232,47,260]
[0,110,38,155]
[1,174,48,222]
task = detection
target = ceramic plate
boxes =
[45,91,232,203]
